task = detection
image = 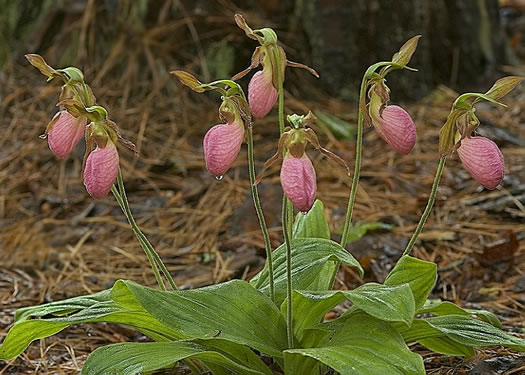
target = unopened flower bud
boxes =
[203,121,245,177]
[47,110,87,159]
[373,105,416,155]
[457,136,504,190]
[280,153,317,213]
[83,142,119,199]
[248,69,278,119]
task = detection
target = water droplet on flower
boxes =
[39,134,48,139]
[215,175,224,181]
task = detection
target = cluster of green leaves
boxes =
[1,200,524,374]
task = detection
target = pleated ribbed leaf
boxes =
[0,298,182,361]
[385,255,437,309]
[251,238,363,306]
[399,315,525,356]
[417,299,502,328]
[289,282,415,341]
[284,312,424,375]
[82,341,270,375]
[111,279,288,359]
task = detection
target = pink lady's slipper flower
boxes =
[248,68,278,119]
[47,110,87,159]
[457,136,504,190]
[233,14,318,119]
[203,121,245,177]
[372,105,417,155]
[280,153,317,213]
[258,112,347,213]
[83,142,119,199]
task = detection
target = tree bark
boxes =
[250,0,508,100]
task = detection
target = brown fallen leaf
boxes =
[476,230,518,267]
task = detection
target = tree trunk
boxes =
[251,0,508,100]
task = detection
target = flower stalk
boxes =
[340,74,368,247]
[247,123,275,302]
[402,156,446,257]
[274,43,294,348]
[112,169,178,290]
[283,197,294,348]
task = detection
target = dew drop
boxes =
[215,175,224,181]
[39,134,48,139]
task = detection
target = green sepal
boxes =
[477,76,524,103]
[85,105,108,120]
[56,67,85,83]
[255,27,278,45]
[25,54,60,80]
[454,92,505,108]
[438,108,465,155]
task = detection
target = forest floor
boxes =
[1,28,525,375]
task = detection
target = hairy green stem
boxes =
[327,75,369,290]
[340,74,368,246]
[111,185,166,290]
[274,45,294,347]
[247,124,275,302]
[275,53,285,134]
[287,200,293,234]
[113,169,178,290]
[402,157,446,257]
[283,197,294,348]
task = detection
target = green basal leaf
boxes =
[314,111,354,140]
[397,319,475,356]
[423,315,525,351]
[419,337,475,357]
[399,315,525,356]
[293,199,330,240]
[289,282,415,342]
[292,200,336,291]
[300,327,333,348]
[82,340,268,375]
[0,299,182,361]
[385,255,437,310]
[285,312,424,375]
[14,290,111,322]
[112,279,288,359]
[418,299,502,329]
[338,221,393,245]
[250,238,363,306]
[193,338,273,375]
